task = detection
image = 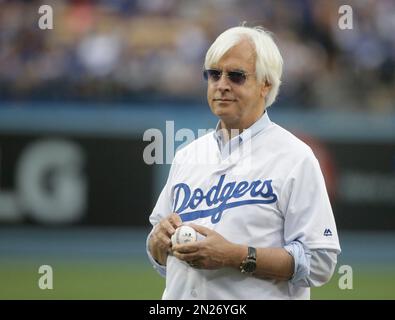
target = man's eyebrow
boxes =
[229,68,247,73]
[215,67,248,72]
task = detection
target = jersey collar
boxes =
[214,110,272,157]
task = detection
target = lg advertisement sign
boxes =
[0,134,152,226]
[0,139,86,224]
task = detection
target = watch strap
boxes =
[247,246,257,260]
[240,246,257,274]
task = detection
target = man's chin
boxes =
[213,103,233,112]
[214,109,232,119]
[216,112,239,125]
[210,104,237,121]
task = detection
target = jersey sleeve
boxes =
[279,150,341,253]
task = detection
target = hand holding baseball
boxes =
[149,213,182,266]
[172,224,242,270]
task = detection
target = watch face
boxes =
[243,260,256,273]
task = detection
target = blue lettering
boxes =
[260,179,277,202]
[233,181,251,198]
[173,183,191,213]
[206,174,225,206]
[218,182,236,203]
[172,175,278,224]
[189,188,204,209]
[250,180,263,197]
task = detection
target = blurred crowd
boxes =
[0,0,394,111]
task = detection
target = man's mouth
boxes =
[213,98,236,102]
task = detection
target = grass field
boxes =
[1,229,394,300]
[1,260,394,300]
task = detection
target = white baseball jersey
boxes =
[147,111,341,300]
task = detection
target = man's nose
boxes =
[216,73,231,92]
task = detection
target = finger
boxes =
[159,219,177,237]
[173,251,200,262]
[156,232,172,248]
[168,213,182,228]
[173,242,200,253]
[190,224,213,237]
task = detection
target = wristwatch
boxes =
[240,246,257,274]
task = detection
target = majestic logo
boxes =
[324,228,333,236]
[172,174,277,224]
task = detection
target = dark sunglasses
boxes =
[203,69,253,85]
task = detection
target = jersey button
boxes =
[191,289,197,298]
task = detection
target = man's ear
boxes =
[261,81,272,98]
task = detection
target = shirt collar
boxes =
[214,110,272,146]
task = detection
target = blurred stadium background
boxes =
[0,0,394,299]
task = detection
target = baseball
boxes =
[171,225,197,246]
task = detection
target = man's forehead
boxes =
[212,40,256,70]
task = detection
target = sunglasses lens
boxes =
[203,69,247,84]
[205,69,221,81]
[228,71,246,84]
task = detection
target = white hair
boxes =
[204,26,283,108]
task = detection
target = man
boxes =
[146,26,341,299]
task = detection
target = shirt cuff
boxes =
[284,241,339,287]
[146,229,167,278]
[284,240,312,286]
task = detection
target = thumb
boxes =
[190,224,213,237]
